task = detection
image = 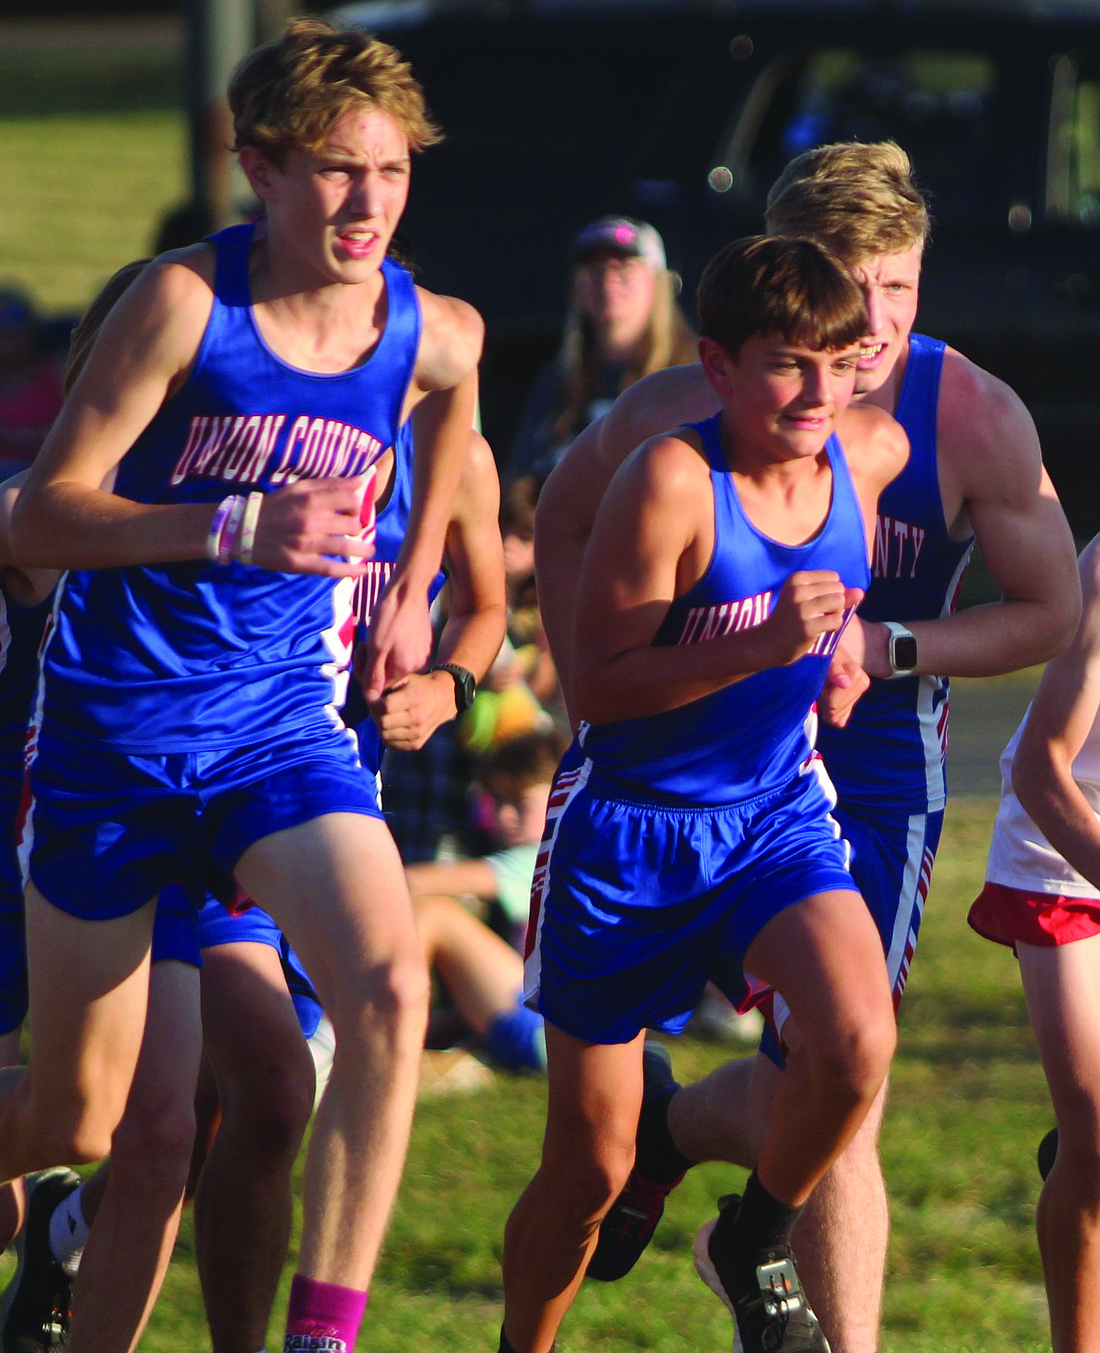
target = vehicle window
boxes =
[718,48,998,224]
[1047,51,1100,228]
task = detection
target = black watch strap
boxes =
[432,663,476,713]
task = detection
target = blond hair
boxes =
[551,268,697,445]
[65,259,152,395]
[229,18,442,165]
[765,141,930,264]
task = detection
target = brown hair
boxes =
[697,235,867,359]
[65,259,152,395]
[500,474,540,541]
[477,729,568,800]
[228,18,442,166]
[765,141,930,264]
[551,264,698,445]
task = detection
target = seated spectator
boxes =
[507,217,696,480]
[0,287,64,479]
[405,729,568,1075]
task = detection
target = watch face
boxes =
[893,635,918,672]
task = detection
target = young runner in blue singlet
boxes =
[501,236,907,1353]
[526,411,869,1046]
[3,20,485,1353]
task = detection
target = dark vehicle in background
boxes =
[336,0,1100,534]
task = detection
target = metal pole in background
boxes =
[185,0,254,228]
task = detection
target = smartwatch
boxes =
[883,621,918,678]
[432,663,476,713]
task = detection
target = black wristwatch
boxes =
[432,663,476,713]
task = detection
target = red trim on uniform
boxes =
[968,880,1100,951]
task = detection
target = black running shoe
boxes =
[0,1168,80,1352]
[1038,1126,1058,1181]
[587,1042,683,1282]
[694,1211,831,1353]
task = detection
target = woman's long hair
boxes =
[550,266,697,445]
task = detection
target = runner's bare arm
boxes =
[572,435,857,724]
[10,255,374,578]
[1012,536,1100,890]
[535,363,715,721]
[369,430,506,750]
[433,430,507,681]
[404,857,498,902]
[363,289,484,698]
[11,258,213,566]
[0,471,59,607]
[856,358,1080,679]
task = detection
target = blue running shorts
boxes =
[194,894,323,1040]
[20,724,381,925]
[761,797,943,1066]
[524,759,859,1045]
[195,894,282,952]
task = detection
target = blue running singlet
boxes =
[580,412,871,805]
[817,335,973,813]
[37,221,421,753]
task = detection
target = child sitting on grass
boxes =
[406,728,567,1075]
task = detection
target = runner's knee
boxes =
[1051,1097,1100,1175]
[542,1113,636,1218]
[220,1041,316,1156]
[812,1009,896,1107]
[41,1113,114,1167]
[331,948,430,1050]
[35,1088,127,1165]
[111,1091,197,1191]
[547,1142,635,1224]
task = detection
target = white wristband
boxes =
[238,492,263,566]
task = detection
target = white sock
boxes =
[47,1183,90,1277]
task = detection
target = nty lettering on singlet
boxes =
[170,413,383,487]
[873,513,927,581]
[676,591,857,659]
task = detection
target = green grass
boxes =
[4,797,1044,1352]
[0,111,188,313]
[0,18,189,314]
